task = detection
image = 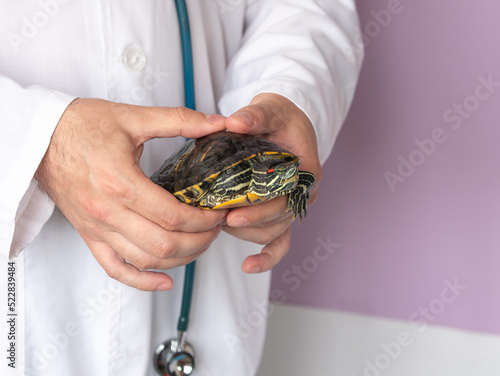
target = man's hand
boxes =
[223,93,322,274]
[35,98,228,291]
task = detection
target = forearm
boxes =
[0,74,76,259]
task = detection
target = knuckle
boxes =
[174,106,194,123]
[249,107,266,128]
[255,231,276,246]
[260,222,290,247]
[152,237,176,259]
[159,207,184,230]
[82,175,131,224]
[105,266,122,281]
[132,255,155,270]
[83,198,112,224]
[201,234,218,250]
[101,172,130,198]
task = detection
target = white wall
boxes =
[257,304,500,376]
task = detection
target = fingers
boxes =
[241,227,292,274]
[225,93,321,170]
[223,197,293,274]
[224,103,274,136]
[224,93,293,136]
[129,170,227,233]
[77,182,224,291]
[84,238,174,291]
[223,212,291,245]
[103,209,223,262]
[84,213,220,291]
[64,98,227,157]
[83,147,228,233]
[222,93,324,274]
[98,230,207,272]
[123,104,227,144]
[225,196,289,227]
[224,93,322,208]
[34,99,231,292]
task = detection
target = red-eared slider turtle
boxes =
[150,131,316,220]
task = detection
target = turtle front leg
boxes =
[287,171,316,221]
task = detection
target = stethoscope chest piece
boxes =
[154,336,195,376]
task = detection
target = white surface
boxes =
[257,303,500,376]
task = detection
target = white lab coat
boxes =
[0,1,363,375]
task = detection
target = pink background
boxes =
[271,0,500,335]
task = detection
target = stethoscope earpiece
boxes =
[154,336,195,376]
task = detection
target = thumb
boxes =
[129,105,227,144]
[225,105,273,136]
[225,97,289,137]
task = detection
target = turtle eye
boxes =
[273,165,289,175]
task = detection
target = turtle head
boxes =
[264,153,300,194]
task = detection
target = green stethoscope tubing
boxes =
[152,2,196,374]
[175,0,196,113]
[174,0,196,334]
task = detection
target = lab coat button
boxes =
[122,45,147,72]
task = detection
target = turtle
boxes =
[150,131,316,221]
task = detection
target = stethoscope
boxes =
[153,1,197,375]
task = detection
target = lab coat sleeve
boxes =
[218,0,364,164]
[0,74,76,259]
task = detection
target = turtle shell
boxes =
[150,131,300,208]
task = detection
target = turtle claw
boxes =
[288,171,315,223]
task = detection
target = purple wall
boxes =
[271,0,500,335]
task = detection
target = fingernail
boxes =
[205,113,226,125]
[230,111,254,127]
[157,283,173,291]
[229,216,249,227]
